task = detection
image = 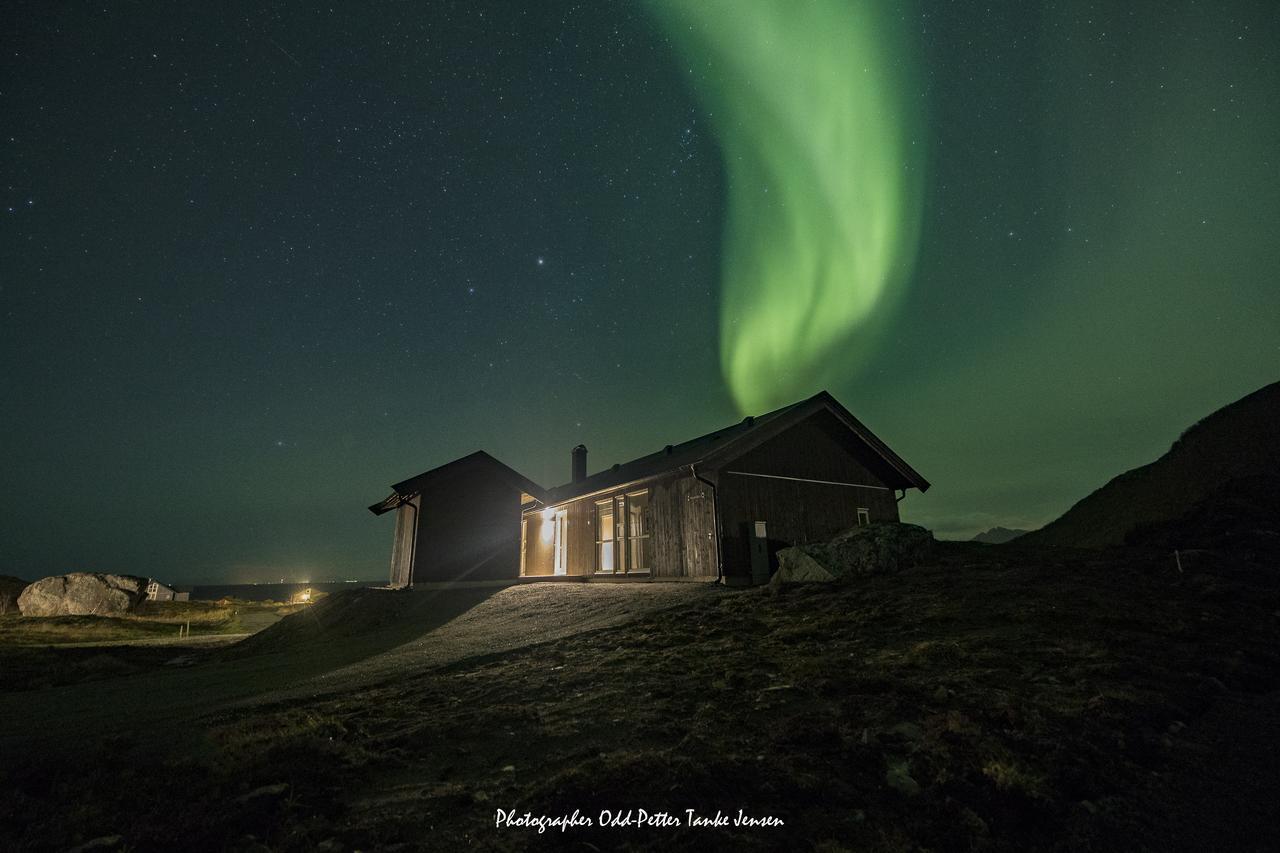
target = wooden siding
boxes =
[388,496,419,587]
[411,475,522,583]
[649,473,718,578]
[726,408,905,487]
[520,472,718,579]
[715,410,901,579]
[522,508,555,576]
[568,498,594,574]
[521,495,596,577]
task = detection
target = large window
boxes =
[595,490,650,573]
[627,490,650,571]
[596,499,616,572]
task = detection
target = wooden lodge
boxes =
[369,391,929,587]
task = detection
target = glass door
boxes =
[553,510,567,575]
[625,490,650,572]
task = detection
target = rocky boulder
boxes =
[0,576,29,615]
[17,573,148,617]
[772,523,934,585]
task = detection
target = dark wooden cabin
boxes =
[371,391,929,587]
[518,391,930,585]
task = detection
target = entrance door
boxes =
[553,510,568,575]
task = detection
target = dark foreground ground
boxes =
[1,541,1277,852]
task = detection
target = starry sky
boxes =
[2,1,1277,583]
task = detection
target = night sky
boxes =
[2,2,1277,584]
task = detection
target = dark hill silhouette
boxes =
[971,526,1028,544]
[1019,381,1280,548]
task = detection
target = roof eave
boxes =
[540,465,689,507]
[368,492,405,516]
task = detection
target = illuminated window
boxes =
[626,490,650,571]
[596,490,650,573]
[596,499,616,572]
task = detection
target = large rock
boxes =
[0,576,29,616]
[772,523,934,585]
[17,573,148,617]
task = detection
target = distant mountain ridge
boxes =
[971,527,1028,544]
[1019,381,1280,548]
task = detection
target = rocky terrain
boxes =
[772,523,934,583]
[16,572,149,617]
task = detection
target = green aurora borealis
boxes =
[1,1,1277,581]
[649,0,924,413]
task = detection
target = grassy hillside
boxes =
[0,600,280,647]
[2,541,1276,852]
[1019,381,1280,548]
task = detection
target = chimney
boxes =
[571,444,588,483]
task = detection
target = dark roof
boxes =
[540,390,930,504]
[368,451,546,515]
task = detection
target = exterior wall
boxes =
[522,508,553,576]
[727,409,905,487]
[388,496,419,588]
[520,473,718,579]
[650,474,718,579]
[410,477,522,583]
[521,494,595,577]
[147,582,176,601]
[715,410,900,581]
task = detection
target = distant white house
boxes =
[146,580,190,602]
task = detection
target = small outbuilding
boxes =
[369,451,546,587]
[370,390,929,587]
[146,580,190,602]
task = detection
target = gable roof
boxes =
[368,450,546,515]
[539,390,930,505]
